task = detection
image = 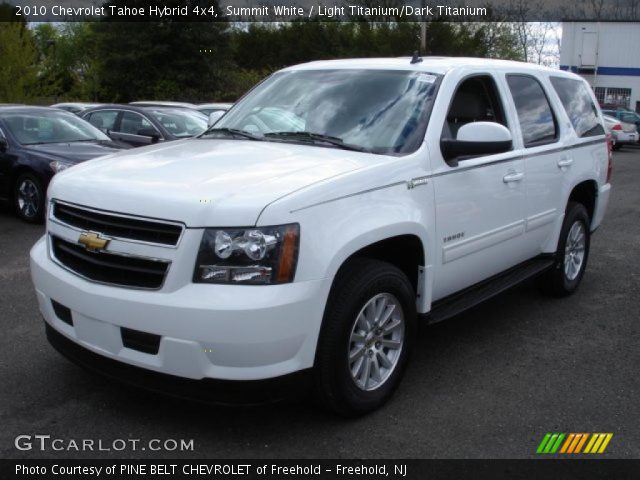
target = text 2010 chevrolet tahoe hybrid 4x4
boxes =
[30,58,611,415]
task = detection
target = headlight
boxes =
[49,160,73,173]
[194,224,299,285]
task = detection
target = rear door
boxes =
[503,74,564,256]
[430,70,528,300]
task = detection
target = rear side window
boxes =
[118,112,154,135]
[506,75,558,147]
[550,77,604,137]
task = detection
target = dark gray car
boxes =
[81,105,208,148]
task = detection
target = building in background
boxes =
[560,22,640,112]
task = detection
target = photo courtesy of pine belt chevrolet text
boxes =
[30,57,611,416]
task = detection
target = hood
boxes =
[49,138,389,226]
[25,141,124,163]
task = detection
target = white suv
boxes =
[30,58,611,415]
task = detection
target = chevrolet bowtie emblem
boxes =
[78,232,109,252]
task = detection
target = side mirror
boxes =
[137,127,160,143]
[0,137,7,152]
[441,122,512,165]
[208,111,225,127]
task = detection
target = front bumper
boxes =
[45,323,312,405]
[30,236,331,382]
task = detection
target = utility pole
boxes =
[420,0,427,53]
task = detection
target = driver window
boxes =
[442,75,507,140]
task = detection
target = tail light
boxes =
[611,123,622,131]
[606,133,613,183]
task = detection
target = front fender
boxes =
[258,178,435,301]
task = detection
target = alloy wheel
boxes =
[347,293,405,391]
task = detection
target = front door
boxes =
[110,111,161,147]
[0,126,13,199]
[429,71,528,300]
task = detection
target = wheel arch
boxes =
[567,179,598,223]
[324,224,430,307]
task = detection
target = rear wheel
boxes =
[540,202,590,296]
[313,258,416,416]
[14,173,45,223]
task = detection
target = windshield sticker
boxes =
[416,74,437,84]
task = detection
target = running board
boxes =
[425,257,555,325]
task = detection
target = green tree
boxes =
[0,21,38,102]
[93,0,230,102]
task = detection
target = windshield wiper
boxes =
[264,131,370,152]
[200,127,262,141]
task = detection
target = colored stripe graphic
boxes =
[574,433,589,454]
[559,433,575,453]
[584,433,614,454]
[536,433,552,454]
[537,433,613,454]
[537,433,565,454]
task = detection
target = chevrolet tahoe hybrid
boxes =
[30,58,612,415]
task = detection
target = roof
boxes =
[51,102,102,108]
[130,101,197,108]
[0,106,69,114]
[198,103,233,109]
[84,103,206,112]
[284,57,575,78]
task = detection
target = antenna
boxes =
[410,51,423,64]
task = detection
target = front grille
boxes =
[121,327,161,355]
[52,202,183,246]
[51,236,169,289]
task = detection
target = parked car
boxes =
[602,108,640,137]
[197,103,234,127]
[31,58,611,415]
[599,103,634,113]
[0,106,123,222]
[130,101,199,109]
[197,103,233,116]
[81,105,208,147]
[603,114,638,150]
[51,103,103,115]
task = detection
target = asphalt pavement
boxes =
[1,147,639,459]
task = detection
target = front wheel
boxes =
[540,202,590,296]
[313,258,416,416]
[14,173,45,223]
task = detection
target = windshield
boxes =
[146,108,208,138]
[3,111,110,145]
[211,69,441,155]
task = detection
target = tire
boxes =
[14,173,45,223]
[540,202,590,296]
[612,143,621,151]
[313,258,416,416]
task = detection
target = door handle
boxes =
[503,172,524,183]
[558,158,573,168]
